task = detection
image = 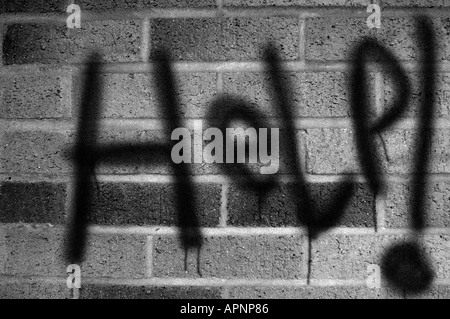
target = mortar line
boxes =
[2,7,450,22]
[300,231,310,286]
[375,191,386,233]
[0,225,6,274]
[62,70,75,120]
[306,234,312,285]
[0,173,386,185]
[3,274,450,287]
[6,173,450,184]
[298,18,306,62]
[3,222,447,236]
[64,177,75,227]
[219,183,229,227]
[88,226,450,236]
[145,236,154,278]
[0,22,4,67]
[3,61,450,74]
[216,71,224,93]
[141,18,151,63]
[221,287,230,299]
[72,288,80,300]
[8,116,450,131]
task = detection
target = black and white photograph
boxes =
[0,0,448,305]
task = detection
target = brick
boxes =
[224,0,368,5]
[0,182,67,224]
[223,72,377,118]
[311,234,450,281]
[380,129,450,174]
[306,18,373,61]
[0,73,71,119]
[80,285,222,299]
[226,186,260,226]
[0,227,5,273]
[311,234,402,280]
[96,129,155,175]
[383,73,450,118]
[151,18,299,61]
[0,0,218,12]
[79,233,147,278]
[385,182,450,228]
[4,226,147,278]
[0,1,141,13]
[142,0,215,7]
[304,127,450,175]
[153,235,305,279]
[0,0,66,13]
[305,17,449,61]
[228,285,402,299]
[89,182,161,226]
[421,235,450,281]
[73,73,154,119]
[0,130,74,174]
[76,0,139,11]
[222,72,284,118]
[0,282,70,299]
[382,0,450,6]
[72,72,216,118]
[3,21,141,65]
[303,128,362,175]
[161,183,222,227]
[4,226,67,277]
[89,182,221,227]
[406,285,450,299]
[175,73,217,118]
[227,182,375,227]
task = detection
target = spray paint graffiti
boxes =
[65,15,436,295]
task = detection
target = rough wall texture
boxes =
[0,0,449,299]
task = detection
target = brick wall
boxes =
[0,0,449,299]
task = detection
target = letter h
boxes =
[65,51,202,264]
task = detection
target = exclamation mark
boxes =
[381,16,436,295]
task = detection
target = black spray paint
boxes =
[350,16,436,294]
[66,15,437,294]
[381,16,436,294]
[65,51,203,274]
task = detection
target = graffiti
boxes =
[350,16,435,293]
[65,15,436,294]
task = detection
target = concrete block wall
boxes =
[0,0,449,299]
